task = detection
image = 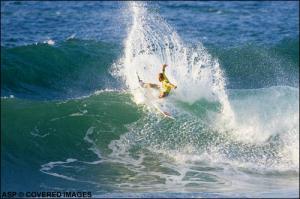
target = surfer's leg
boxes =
[142,83,159,89]
[159,92,169,98]
[149,83,159,89]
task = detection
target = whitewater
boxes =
[113,1,298,172]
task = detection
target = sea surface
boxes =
[1,1,299,198]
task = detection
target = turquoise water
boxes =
[1,1,299,198]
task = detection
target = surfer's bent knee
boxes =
[159,92,169,98]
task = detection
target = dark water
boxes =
[1,1,299,198]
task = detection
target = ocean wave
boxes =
[1,39,121,100]
[210,38,299,89]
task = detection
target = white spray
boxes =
[108,3,298,182]
[115,2,235,126]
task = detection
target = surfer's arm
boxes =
[162,64,169,82]
[162,64,167,72]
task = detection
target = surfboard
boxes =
[153,103,175,119]
[136,73,175,120]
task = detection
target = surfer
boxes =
[138,64,177,98]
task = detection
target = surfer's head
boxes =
[158,73,164,82]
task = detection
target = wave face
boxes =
[1,1,299,198]
[1,40,121,99]
[212,39,299,89]
[2,86,298,196]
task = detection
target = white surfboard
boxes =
[153,103,175,119]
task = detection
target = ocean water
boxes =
[1,1,299,198]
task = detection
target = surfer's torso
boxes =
[160,72,172,94]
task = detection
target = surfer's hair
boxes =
[158,73,164,81]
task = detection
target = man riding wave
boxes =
[139,64,177,98]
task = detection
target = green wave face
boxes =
[209,38,299,89]
[1,40,121,99]
[1,92,140,191]
[2,86,298,194]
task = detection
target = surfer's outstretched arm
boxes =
[162,64,169,82]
